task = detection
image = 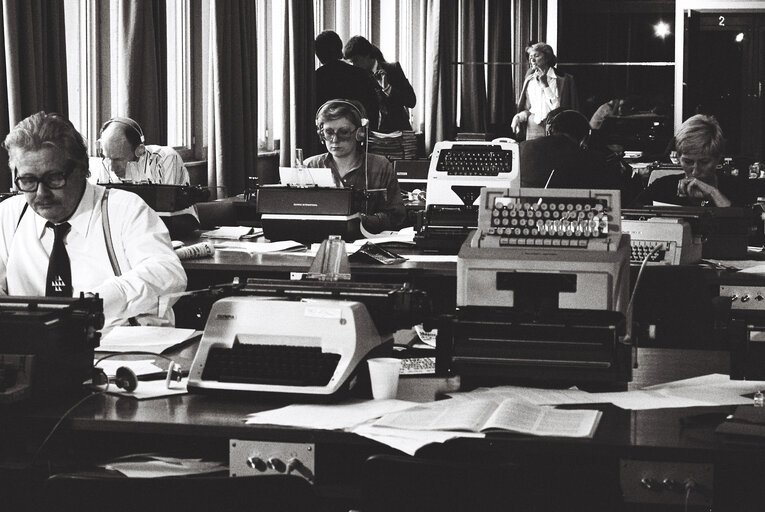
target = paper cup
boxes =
[367,358,401,399]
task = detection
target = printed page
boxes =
[482,400,602,438]
[372,399,496,432]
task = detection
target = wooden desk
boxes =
[4,348,765,511]
[178,233,764,349]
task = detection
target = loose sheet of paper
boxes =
[98,326,197,353]
[245,399,417,430]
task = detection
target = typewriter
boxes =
[256,185,362,243]
[187,238,428,399]
[440,187,632,390]
[622,206,758,259]
[0,192,18,203]
[415,140,520,253]
[0,295,104,404]
[102,182,210,212]
[621,217,702,265]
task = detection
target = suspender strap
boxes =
[101,189,121,276]
[15,203,28,231]
[101,189,139,326]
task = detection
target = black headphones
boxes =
[546,109,591,149]
[315,99,369,142]
[98,116,146,158]
[92,352,183,393]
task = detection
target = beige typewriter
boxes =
[187,297,389,398]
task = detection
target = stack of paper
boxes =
[201,226,263,240]
[368,130,418,160]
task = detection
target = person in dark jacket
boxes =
[630,114,749,207]
[343,35,416,133]
[512,42,578,141]
[314,30,380,131]
[520,108,622,193]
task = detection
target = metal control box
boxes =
[230,440,316,483]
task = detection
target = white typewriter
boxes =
[425,140,520,207]
[621,217,702,265]
[187,297,390,398]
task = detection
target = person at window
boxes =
[589,95,638,130]
[314,30,380,132]
[630,114,749,207]
[0,111,187,333]
[91,116,199,237]
[343,36,416,133]
[520,108,623,193]
[512,42,578,141]
[304,99,406,233]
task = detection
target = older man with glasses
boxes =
[0,111,187,334]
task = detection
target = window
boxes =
[257,0,285,152]
[63,0,199,157]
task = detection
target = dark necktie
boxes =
[46,221,72,297]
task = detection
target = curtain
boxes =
[459,0,486,133]
[487,0,515,135]
[513,0,547,97]
[279,0,317,166]
[0,0,67,190]
[424,0,457,155]
[207,0,258,200]
[113,0,167,144]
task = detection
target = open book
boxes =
[372,399,602,438]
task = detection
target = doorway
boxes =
[683,10,764,161]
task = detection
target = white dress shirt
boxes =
[0,182,188,333]
[527,67,560,126]
[90,145,190,185]
[89,145,199,221]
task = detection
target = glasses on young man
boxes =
[14,168,75,192]
[320,128,355,141]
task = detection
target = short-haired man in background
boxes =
[92,116,200,236]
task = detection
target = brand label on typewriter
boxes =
[304,306,342,319]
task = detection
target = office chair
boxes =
[359,453,521,512]
[42,472,317,512]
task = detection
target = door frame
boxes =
[675,1,765,136]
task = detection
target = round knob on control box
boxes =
[246,456,267,472]
[267,457,286,473]
[640,477,660,491]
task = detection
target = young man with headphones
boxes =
[519,108,624,193]
[91,117,200,237]
[303,99,406,234]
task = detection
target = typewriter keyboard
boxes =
[202,344,341,387]
[485,198,611,246]
[436,145,513,176]
[630,241,666,263]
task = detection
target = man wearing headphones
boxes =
[0,112,187,334]
[303,99,406,233]
[91,117,199,236]
[519,108,623,193]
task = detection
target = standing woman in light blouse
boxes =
[511,42,579,141]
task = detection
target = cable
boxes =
[30,390,104,473]
[625,243,663,369]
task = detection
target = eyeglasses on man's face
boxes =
[320,127,355,141]
[14,168,75,192]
